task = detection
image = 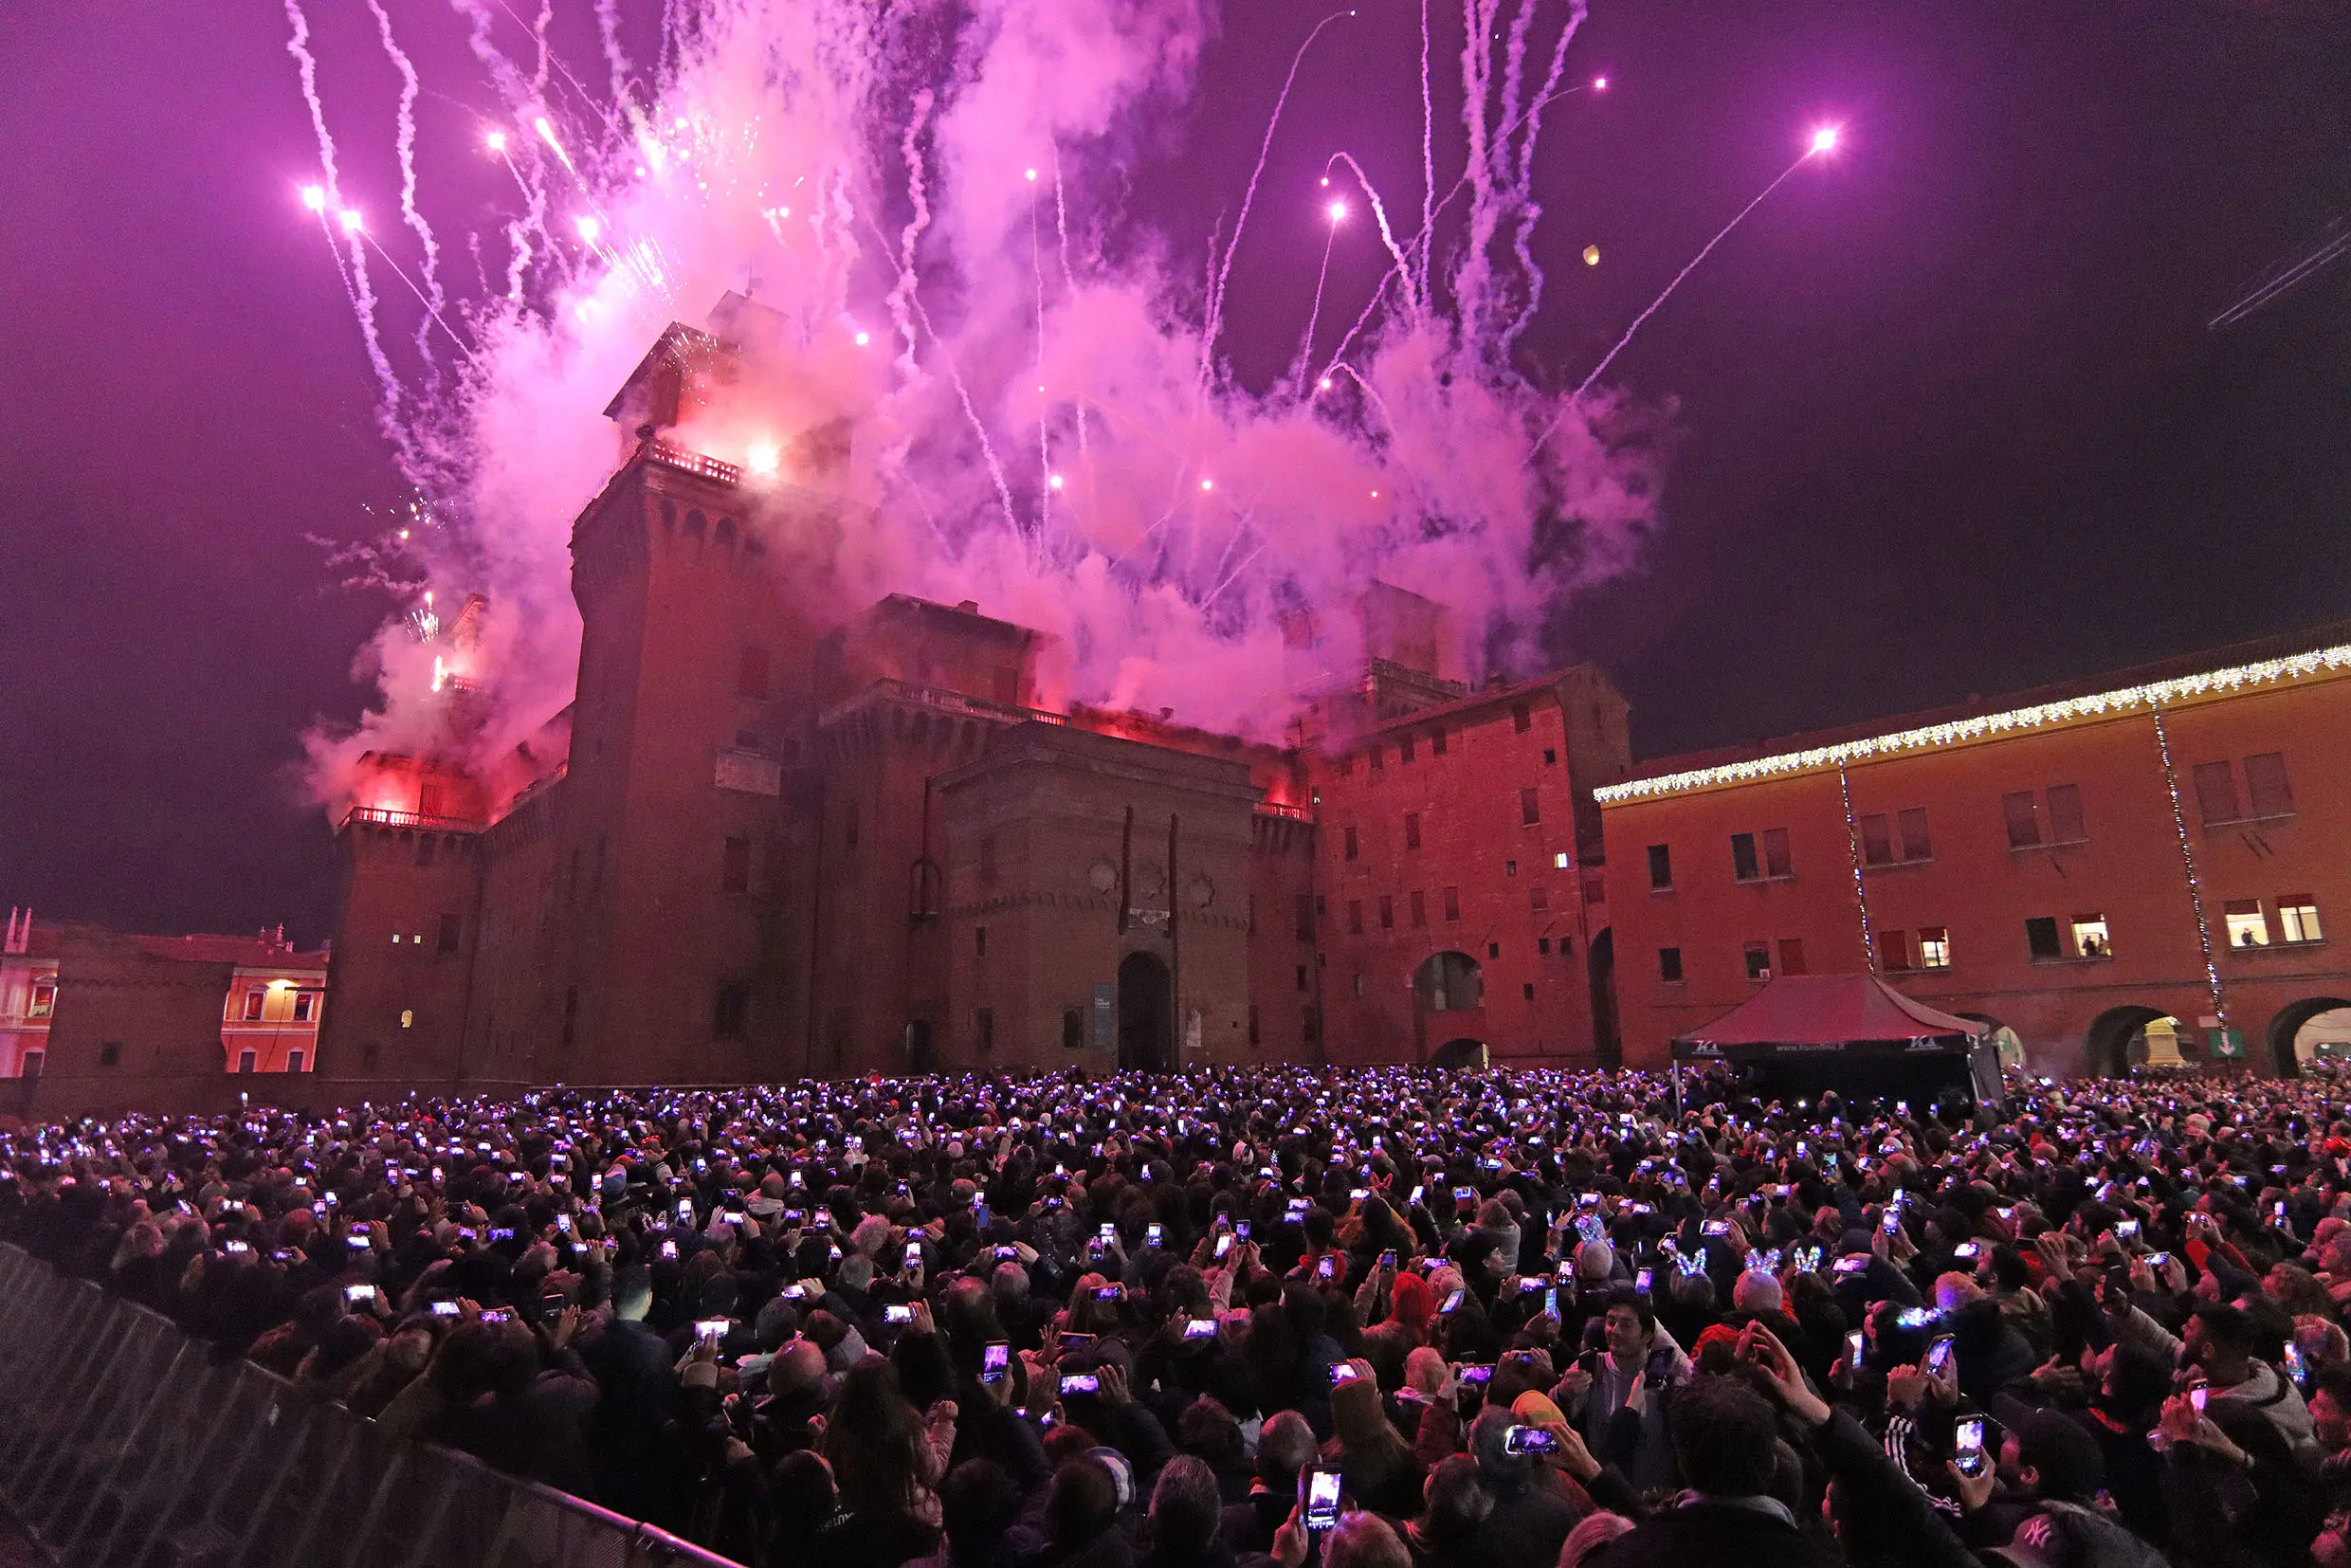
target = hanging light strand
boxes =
[1836,758,1876,974]
[2149,705,2232,1061]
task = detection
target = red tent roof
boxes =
[1674,974,1984,1049]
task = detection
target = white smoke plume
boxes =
[301,0,1663,811]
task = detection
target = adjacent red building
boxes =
[1598,628,2351,1078]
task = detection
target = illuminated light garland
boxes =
[1835,759,1876,973]
[2149,706,2232,1057]
[1595,643,2351,804]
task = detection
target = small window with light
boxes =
[27,979,55,1018]
[2070,915,2111,959]
[2223,900,2269,949]
[2279,897,2323,944]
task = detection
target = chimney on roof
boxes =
[957,599,979,613]
[4,907,27,956]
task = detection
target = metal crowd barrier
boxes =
[0,1244,738,1568]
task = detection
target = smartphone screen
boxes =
[1504,1424,1560,1456]
[1955,1416,1986,1476]
[1303,1470,1342,1531]
[1845,1329,1865,1371]
[1061,1373,1101,1395]
[884,1304,915,1324]
[981,1341,1010,1383]
[1925,1336,1955,1376]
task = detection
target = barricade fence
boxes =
[0,1243,737,1568]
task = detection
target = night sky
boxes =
[2,1,2346,944]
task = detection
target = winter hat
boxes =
[1511,1390,1566,1429]
[1084,1447,1137,1510]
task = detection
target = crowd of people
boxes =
[5,1063,2351,1568]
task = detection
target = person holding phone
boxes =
[1556,1287,1691,1495]
[2108,1301,2325,1468]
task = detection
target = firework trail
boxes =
[1324,155,1413,309]
[1293,198,1346,388]
[1418,0,1435,308]
[885,90,936,380]
[1545,137,1827,438]
[283,0,423,488]
[355,226,474,355]
[594,0,633,111]
[1453,0,1502,333]
[1501,1,1585,358]
[1198,9,1356,392]
[366,0,447,390]
[450,0,554,303]
[1049,145,1087,470]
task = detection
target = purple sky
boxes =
[2,1,2346,943]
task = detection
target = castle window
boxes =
[713,982,750,1039]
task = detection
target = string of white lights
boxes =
[1596,643,2351,803]
[2149,705,2232,1057]
[1835,758,1876,974]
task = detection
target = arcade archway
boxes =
[2084,1006,2188,1077]
[1429,1038,1488,1069]
[2269,997,2351,1077]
